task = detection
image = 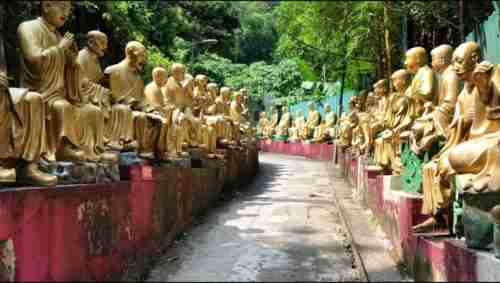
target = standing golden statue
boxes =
[373,70,413,174]
[18,1,111,163]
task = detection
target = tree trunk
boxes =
[383,0,392,90]
[459,0,465,41]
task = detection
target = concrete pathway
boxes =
[147,153,361,282]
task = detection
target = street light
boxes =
[191,39,218,65]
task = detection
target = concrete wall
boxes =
[288,89,357,119]
[466,2,500,63]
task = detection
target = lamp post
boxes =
[190,39,218,65]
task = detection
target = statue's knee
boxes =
[448,146,469,172]
[52,99,71,112]
[25,91,44,106]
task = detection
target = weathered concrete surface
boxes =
[327,163,412,282]
[147,153,361,282]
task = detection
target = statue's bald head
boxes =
[170,63,186,81]
[453,41,482,81]
[195,74,208,87]
[308,102,316,110]
[41,1,72,28]
[220,87,231,98]
[207,82,218,93]
[152,67,167,86]
[87,30,108,57]
[373,79,389,96]
[405,46,428,74]
[125,41,147,72]
[430,44,453,73]
[391,69,410,92]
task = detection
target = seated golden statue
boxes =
[215,86,236,144]
[275,106,291,138]
[191,75,218,157]
[414,42,493,232]
[163,63,194,157]
[0,70,57,185]
[230,92,251,144]
[373,70,413,174]
[313,104,336,143]
[257,111,270,138]
[267,108,279,138]
[144,67,172,159]
[18,1,112,163]
[288,111,305,143]
[398,47,442,154]
[76,30,119,163]
[301,102,320,140]
[368,80,390,150]
[105,41,165,159]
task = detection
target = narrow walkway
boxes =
[147,153,361,282]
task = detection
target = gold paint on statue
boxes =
[301,102,320,140]
[288,111,305,143]
[0,70,57,185]
[275,106,291,137]
[105,41,162,159]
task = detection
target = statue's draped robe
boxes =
[374,92,412,173]
[144,81,170,155]
[18,18,104,161]
[275,112,291,137]
[421,84,475,215]
[77,47,111,156]
[106,60,157,155]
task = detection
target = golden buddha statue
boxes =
[257,111,269,139]
[76,30,119,163]
[0,69,57,185]
[163,63,191,157]
[18,1,111,163]
[302,102,320,140]
[215,86,236,144]
[373,70,413,174]
[275,106,291,137]
[105,41,165,159]
[414,42,493,232]
[288,111,305,143]
[368,80,390,148]
[144,67,173,159]
[313,104,335,143]
[267,108,279,138]
[404,47,438,119]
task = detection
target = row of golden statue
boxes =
[257,103,338,143]
[298,42,498,234]
[0,1,256,187]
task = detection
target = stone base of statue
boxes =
[119,152,146,166]
[39,160,120,185]
[459,186,500,250]
[272,135,288,142]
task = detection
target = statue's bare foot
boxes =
[0,166,16,183]
[18,163,57,186]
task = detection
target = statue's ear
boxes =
[471,52,480,65]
